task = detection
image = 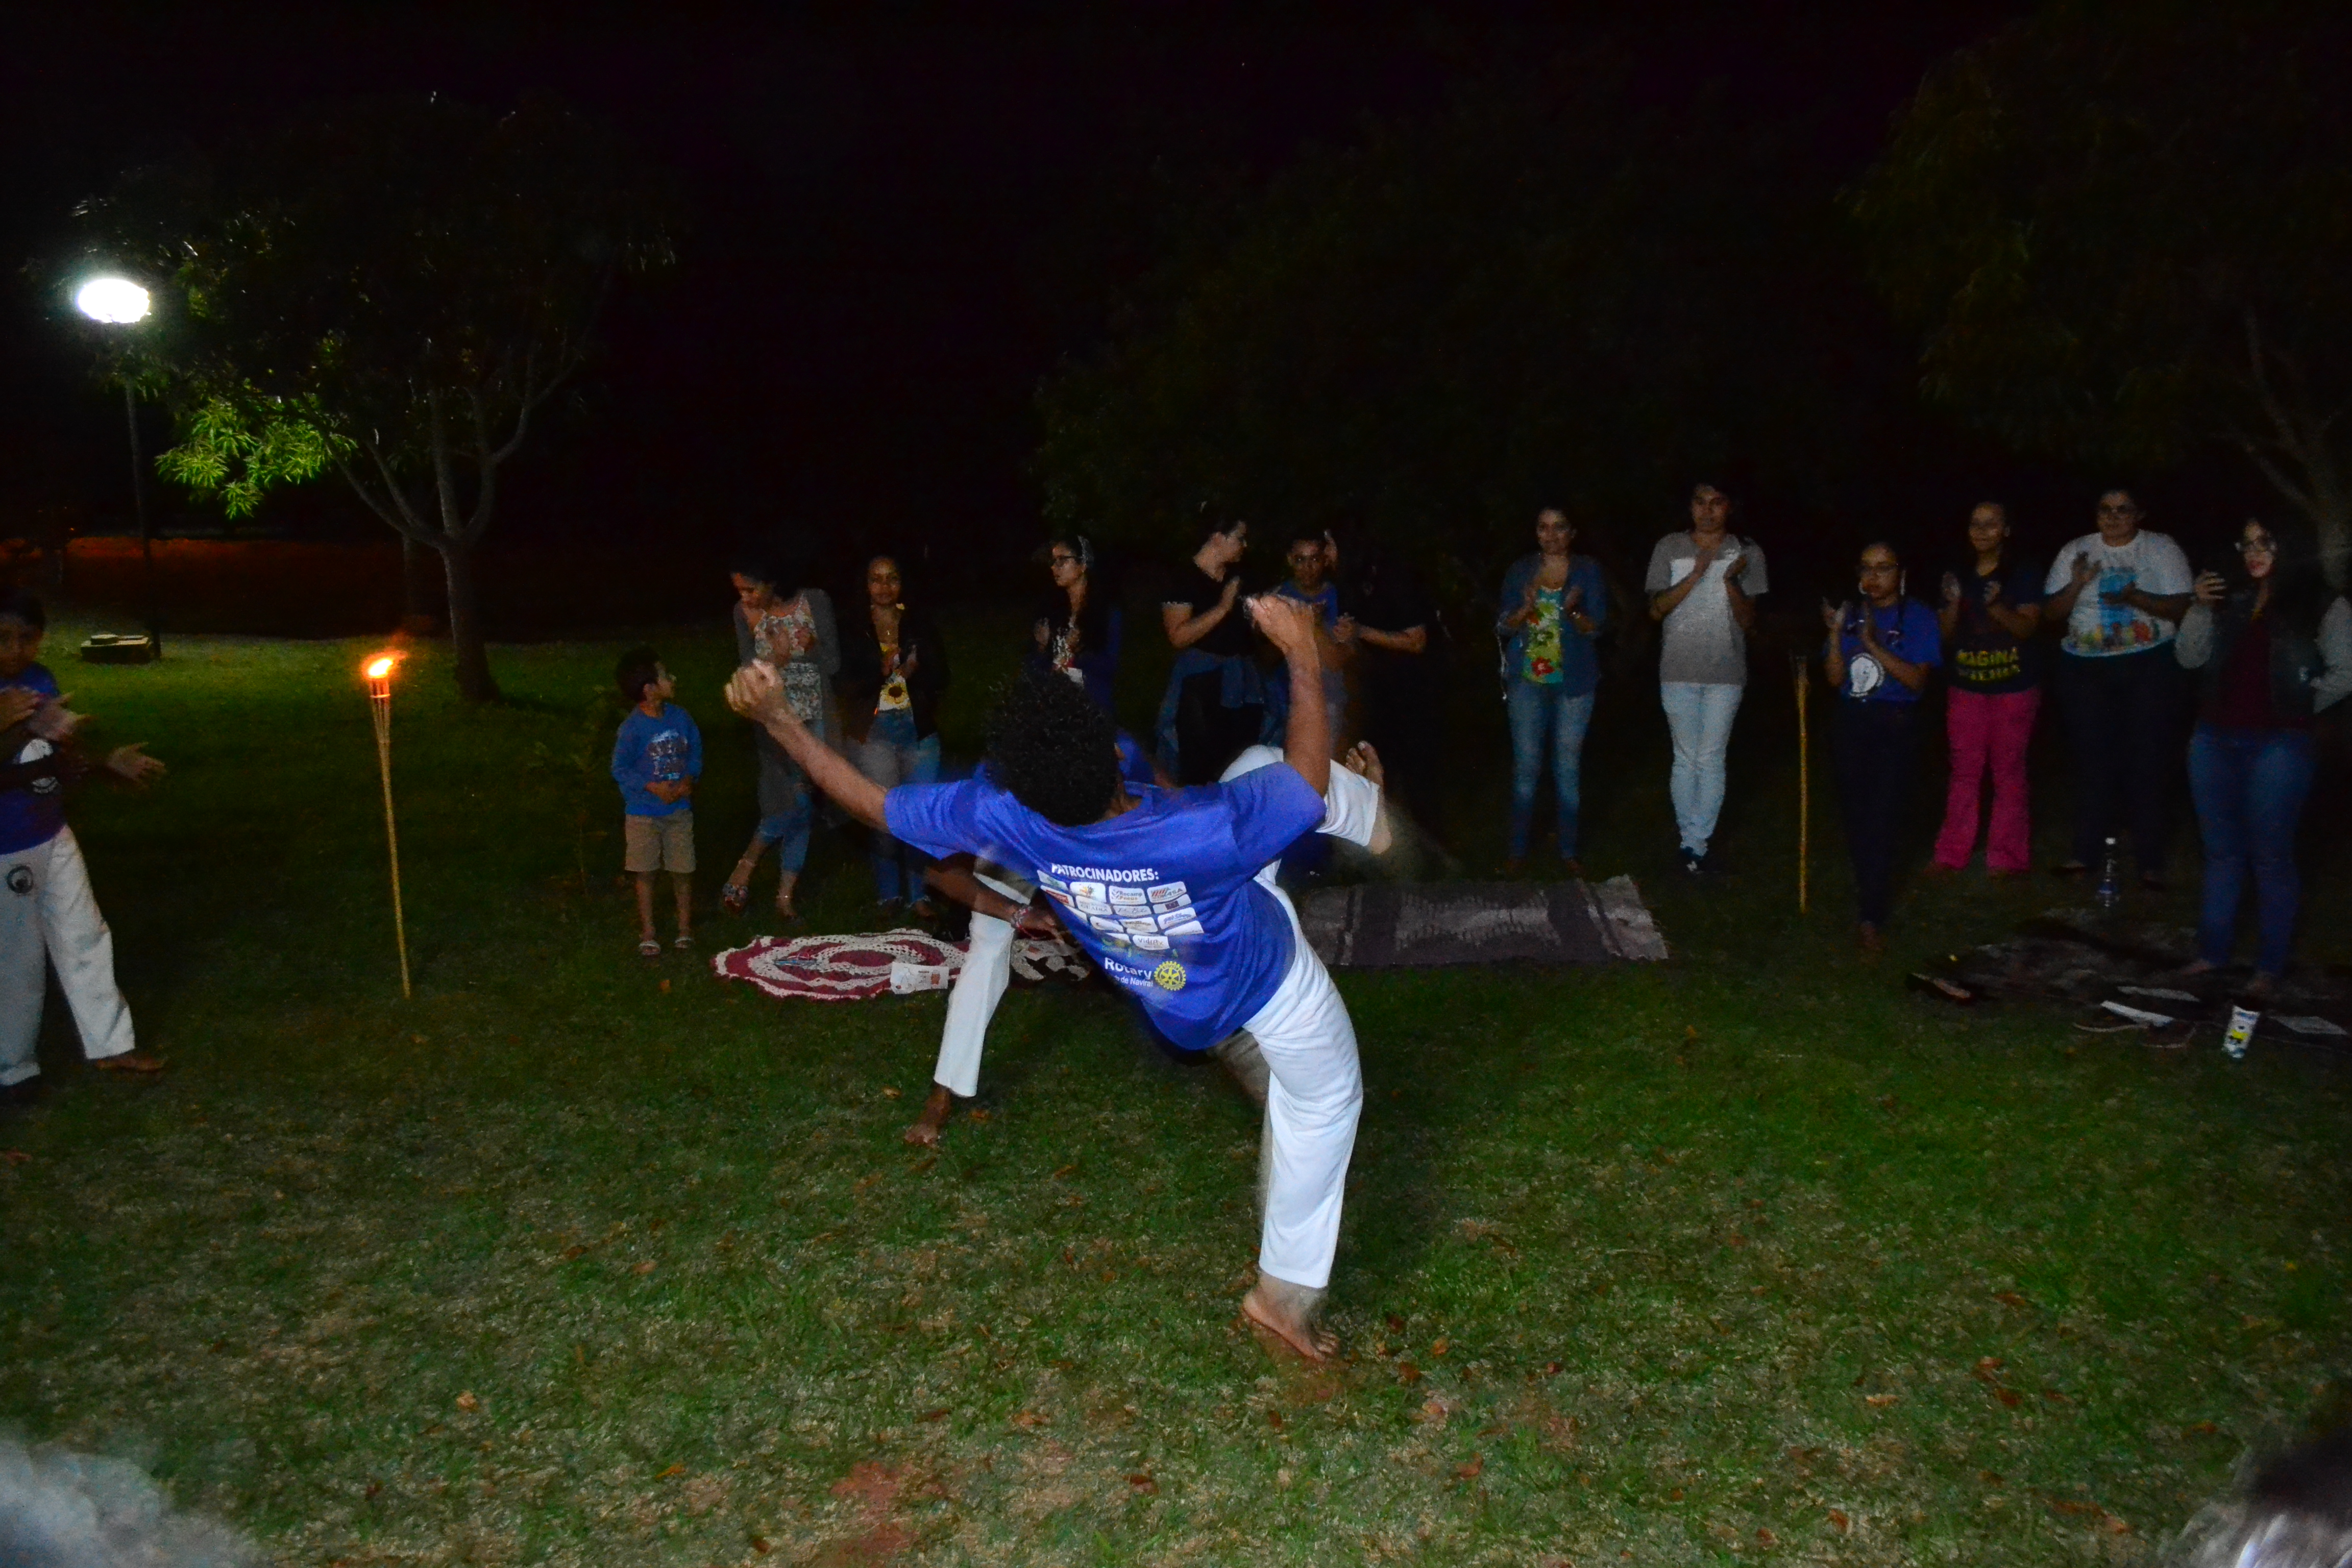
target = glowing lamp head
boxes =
[365,656,396,681]
[363,652,402,697]
[75,277,151,325]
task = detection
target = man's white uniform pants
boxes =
[924,745,1368,1289]
[1,827,137,1086]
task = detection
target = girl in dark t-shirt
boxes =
[1156,518,1267,782]
[1929,503,2046,878]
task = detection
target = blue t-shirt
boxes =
[1277,580,1341,632]
[0,663,66,854]
[885,763,1326,1049]
[1836,600,1942,704]
[610,703,703,817]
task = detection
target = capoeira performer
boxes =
[727,594,1365,1358]
[1,591,169,1102]
[905,733,1389,1146]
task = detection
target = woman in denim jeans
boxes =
[2175,517,2352,997]
[839,554,950,917]
[1496,508,1609,875]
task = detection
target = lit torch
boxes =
[364,652,412,999]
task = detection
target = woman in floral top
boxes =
[723,547,839,921]
[1495,508,1610,874]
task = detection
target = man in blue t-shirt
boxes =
[2,591,169,1099]
[727,594,1359,1360]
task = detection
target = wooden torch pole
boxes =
[1792,653,1810,914]
[368,666,412,999]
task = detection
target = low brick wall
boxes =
[48,537,722,639]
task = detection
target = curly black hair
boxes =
[986,667,1120,827]
[614,646,663,705]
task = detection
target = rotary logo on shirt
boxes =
[1037,872,1200,953]
[12,737,58,796]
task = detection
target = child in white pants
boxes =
[1,593,167,1097]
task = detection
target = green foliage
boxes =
[1036,58,1903,582]
[68,93,677,530]
[1850,0,2352,558]
[152,394,355,519]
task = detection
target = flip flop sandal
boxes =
[774,900,801,925]
[720,881,750,915]
[673,934,695,951]
[638,937,662,958]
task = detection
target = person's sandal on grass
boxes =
[637,936,661,958]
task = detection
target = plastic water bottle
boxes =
[2223,1004,2259,1060]
[2094,837,2121,911]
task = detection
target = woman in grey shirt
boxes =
[1643,483,1768,875]
[722,546,839,921]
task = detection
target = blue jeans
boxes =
[2187,724,2314,974]
[854,708,941,902]
[1658,681,1745,855]
[753,796,812,873]
[1506,680,1596,860]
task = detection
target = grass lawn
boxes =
[3,611,2347,1566]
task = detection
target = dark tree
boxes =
[1851,0,2352,580]
[69,95,677,699]
[1034,59,1899,592]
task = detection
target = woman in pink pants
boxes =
[1930,503,2046,876]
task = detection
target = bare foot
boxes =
[2245,971,2278,1002]
[902,1084,954,1146]
[1240,1273,1337,1361]
[2177,959,2219,978]
[92,1051,167,1075]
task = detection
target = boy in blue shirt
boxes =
[610,647,703,956]
[728,595,1358,1361]
[2,591,169,1101]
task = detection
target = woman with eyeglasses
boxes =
[1821,541,1942,951]
[1030,533,1121,715]
[2174,517,2351,996]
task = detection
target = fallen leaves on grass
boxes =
[455,1391,479,1412]
[917,1408,949,1423]
[1010,1410,1047,1429]
[656,1463,685,1479]
[633,1260,656,1276]
[1455,1454,1484,1480]
[1994,1290,2029,1308]
[1864,1394,1897,1407]
[1,1149,29,1166]
[1827,1509,1850,1533]
[1397,1362,1422,1384]
[1128,1473,1157,1494]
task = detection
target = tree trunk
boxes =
[2311,489,2350,593]
[399,533,442,631]
[437,535,501,702]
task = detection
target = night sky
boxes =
[2,3,2030,595]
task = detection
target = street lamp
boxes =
[73,276,162,661]
[364,652,413,999]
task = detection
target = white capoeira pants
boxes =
[932,904,1013,1098]
[1235,876,1362,1290]
[1,827,137,1087]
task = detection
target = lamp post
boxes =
[365,652,413,999]
[73,277,162,660]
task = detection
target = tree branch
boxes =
[463,384,499,546]
[427,386,460,540]
[340,435,442,545]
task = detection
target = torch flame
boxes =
[364,655,397,681]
